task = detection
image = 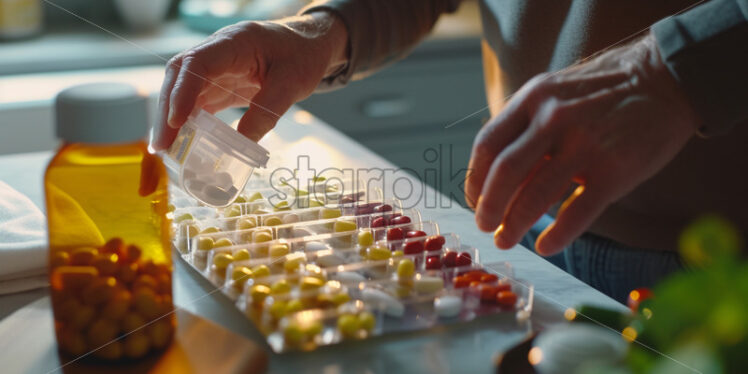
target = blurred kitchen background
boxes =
[0,0,485,206]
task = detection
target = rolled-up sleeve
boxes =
[300,0,461,90]
[652,0,748,137]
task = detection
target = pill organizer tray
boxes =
[170,180,533,353]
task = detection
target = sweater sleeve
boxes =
[652,0,748,137]
[300,0,461,91]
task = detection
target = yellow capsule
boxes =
[70,247,99,266]
[300,276,325,292]
[247,192,264,202]
[253,231,273,243]
[250,284,271,304]
[392,250,404,258]
[226,204,242,217]
[397,258,415,279]
[316,293,336,307]
[50,251,70,268]
[309,199,324,207]
[214,238,234,248]
[196,237,214,251]
[271,279,292,295]
[304,320,323,337]
[337,314,360,338]
[233,248,251,261]
[334,219,357,233]
[332,292,351,305]
[251,264,271,278]
[237,217,257,231]
[273,201,291,212]
[86,318,118,347]
[231,266,253,283]
[285,299,304,315]
[367,246,391,261]
[265,216,283,226]
[269,243,290,258]
[358,312,376,332]
[200,226,220,234]
[174,213,194,223]
[133,288,160,319]
[213,253,234,270]
[284,323,305,346]
[233,194,248,204]
[320,208,342,219]
[184,223,200,237]
[284,253,306,272]
[358,230,374,247]
[124,331,150,359]
[269,301,287,320]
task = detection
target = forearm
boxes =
[652,0,748,137]
[300,0,461,90]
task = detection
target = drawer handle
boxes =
[360,97,413,118]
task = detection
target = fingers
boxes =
[151,61,181,151]
[166,37,250,129]
[236,77,296,142]
[474,97,569,232]
[493,152,582,249]
[535,184,611,255]
[464,87,534,209]
[167,55,208,129]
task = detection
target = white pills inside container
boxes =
[163,109,269,207]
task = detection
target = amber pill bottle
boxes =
[45,83,174,361]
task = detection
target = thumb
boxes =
[237,79,296,142]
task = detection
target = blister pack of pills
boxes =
[169,177,533,352]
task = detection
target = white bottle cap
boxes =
[55,82,149,144]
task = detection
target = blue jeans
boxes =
[522,215,684,304]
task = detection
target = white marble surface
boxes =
[0,66,625,373]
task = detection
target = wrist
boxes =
[638,32,701,134]
[288,11,349,79]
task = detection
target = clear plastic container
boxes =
[164,109,269,207]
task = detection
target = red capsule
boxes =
[373,204,393,213]
[425,255,441,270]
[406,230,427,239]
[424,235,445,252]
[403,240,425,254]
[371,217,387,228]
[387,228,404,241]
[456,252,472,267]
[390,216,411,226]
[496,291,517,307]
[442,251,458,267]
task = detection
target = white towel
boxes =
[0,180,48,294]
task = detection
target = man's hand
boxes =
[465,33,699,256]
[151,11,348,150]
